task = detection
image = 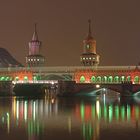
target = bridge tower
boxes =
[26,24,45,67]
[80,20,100,66]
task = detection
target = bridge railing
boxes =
[0,66,138,73]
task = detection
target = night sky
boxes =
[0,0,140,66]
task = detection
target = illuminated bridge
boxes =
[0,66,140,96]
[0,66,140,84]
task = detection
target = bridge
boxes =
[0,65,139,83]
[0,66,140,96]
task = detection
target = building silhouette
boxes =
[0,48,22,67]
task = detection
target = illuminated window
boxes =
[80,76,86,83]
[6,77,10,81]
[83,58,85,60]
[126,76,131,82]
[91,76,96,83]
[24,76,28,81]
[0,76,4,81]
[86,44,90,49]
[89,57,91,60]
[103,76,107,83]
[121,76,125,82]
[96,76,101,83]
[86,58,88,60]
[15,76,19,81]
[33,76,37,80]
[108,76,113,83]
[134,76,139,84]
[114,76,119,83]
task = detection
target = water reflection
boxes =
[0,95,140,140]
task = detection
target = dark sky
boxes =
[0,0,140,66]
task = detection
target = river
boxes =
[0,92,140,140]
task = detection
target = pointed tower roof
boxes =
[32,23,38,41]
[86,19,94,40]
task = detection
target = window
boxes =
[86,44,90,49]
[80,76,86,83]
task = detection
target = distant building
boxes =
[26,24,45,67]
[0,48,22,67]
[80,20,100,66]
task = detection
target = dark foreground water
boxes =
[0,94,140,140]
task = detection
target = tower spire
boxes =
[86,19,93,40]
[80,19,100,66]
[32,23,38,41]
[88,19,92,37]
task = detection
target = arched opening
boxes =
[102,76,107,83]
[33,76,37,81]
[96,76,101,83]
[126,76,131,82]
[0,76,5,81]
[15,76,19,81]
[5,76,10,81]
[24,76,28,82]
[134,76,139,84]
[114,76,119,83]
[91,76,96,83]
[120,76,125,83]
[108,76,113,83]
[80,76,86,83]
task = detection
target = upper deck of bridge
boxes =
[0,65,138,73]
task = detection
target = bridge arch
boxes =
[44,74,72,81]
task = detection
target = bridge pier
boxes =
[57,81,76,96]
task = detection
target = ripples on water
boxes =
[0,92,140,140]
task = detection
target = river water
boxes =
[0,93,140,140]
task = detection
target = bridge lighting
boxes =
[51,81,54,85]
[96,84,100,88]
[103,88,106,91]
